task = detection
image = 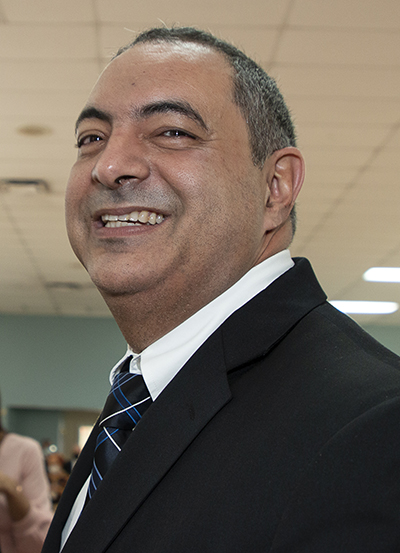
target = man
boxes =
[43,27,400,552]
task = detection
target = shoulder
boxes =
[2,433,43,458]
[302,301,400,374]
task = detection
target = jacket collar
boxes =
[221,257,326,371]
[58,329,232,552]
[46,257,326,552]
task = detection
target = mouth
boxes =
[100,210,165,228]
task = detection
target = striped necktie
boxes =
[86,358,152,502]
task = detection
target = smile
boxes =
[101,210,165,227]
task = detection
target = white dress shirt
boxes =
[113,249,293,399]
[61,250,293,550]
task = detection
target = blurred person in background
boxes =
[45,452,69,508]
[0,393,53,553]
[63,444,81,475]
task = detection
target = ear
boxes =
[263,147,305,231]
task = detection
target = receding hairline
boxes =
[112,38,238,96]
[112,36,244,107]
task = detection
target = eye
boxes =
[75,134,103,148]
[162,129,196,139]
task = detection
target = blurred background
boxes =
[1,0,399,482]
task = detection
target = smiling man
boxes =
[43,28,400,553]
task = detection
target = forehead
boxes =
[86,42,236,116]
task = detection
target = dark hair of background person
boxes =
[115,26,298,234]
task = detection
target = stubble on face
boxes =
[65,43,272,345]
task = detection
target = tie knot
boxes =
[100,371,152,431]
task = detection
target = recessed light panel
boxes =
[363,267,400,283]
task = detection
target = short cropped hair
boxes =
[115,27,298,233]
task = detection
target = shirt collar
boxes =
[110,249,293,400]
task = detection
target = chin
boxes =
[91,275,138,298]
[87,263,157,299]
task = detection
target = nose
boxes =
[91,133,150,189]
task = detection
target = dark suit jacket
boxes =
[43,258,400,552]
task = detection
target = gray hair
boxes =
[115,27,298,233]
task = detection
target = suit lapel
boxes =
[61,329,232,552]
[41,422,99,552]
[221,257,327,371]
[54,257,326,553]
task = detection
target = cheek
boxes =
[64,171,88,256]
[65,186,78,237]
[65,165,79,208]
[65,164,89,221]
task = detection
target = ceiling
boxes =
[1,0,400,327]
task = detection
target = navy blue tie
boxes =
[86,359,152,502]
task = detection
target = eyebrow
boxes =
[135,100,209,132]
[75,107,111,134]
[75,100,209,134]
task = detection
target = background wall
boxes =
[1,312,399,450]
[2,312,400,411]
[1,313,125,412]
[0,312,126,452]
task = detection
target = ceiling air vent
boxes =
[0,178,49,193]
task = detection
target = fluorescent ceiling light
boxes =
[330,300,399,314]
[363,267,400,282]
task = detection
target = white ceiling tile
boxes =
[369,149,400,169]
[0,137,77,162]
[289,97,400,126]
[298,125,389,149]
[382,127,400,149]
[0,60,100,91]
[0,139,77,162]
[271,64,400,98]
[0,90,89,118]
[0,159,74,182]
[302,166,361,187]
[96,0,292,27]
[0,289,55,315]
[0,24,97,59]
[1,0,95,23]
[1,256,41,282]
[0,4,6,24]
[52,287,111,317]
[301,147,373,168]
[276,28,400,66]
[289,0,400,30]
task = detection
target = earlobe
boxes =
[264,147,305,230]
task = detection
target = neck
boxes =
[101,286,214,353]
[100,265,249,352]
[101,235,291,352]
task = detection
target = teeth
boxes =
[138,210,149,223]
[107,221,142,228]
[101,210,164,227]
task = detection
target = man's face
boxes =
[66,42,272,309]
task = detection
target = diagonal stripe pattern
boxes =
[86,360,152,502]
